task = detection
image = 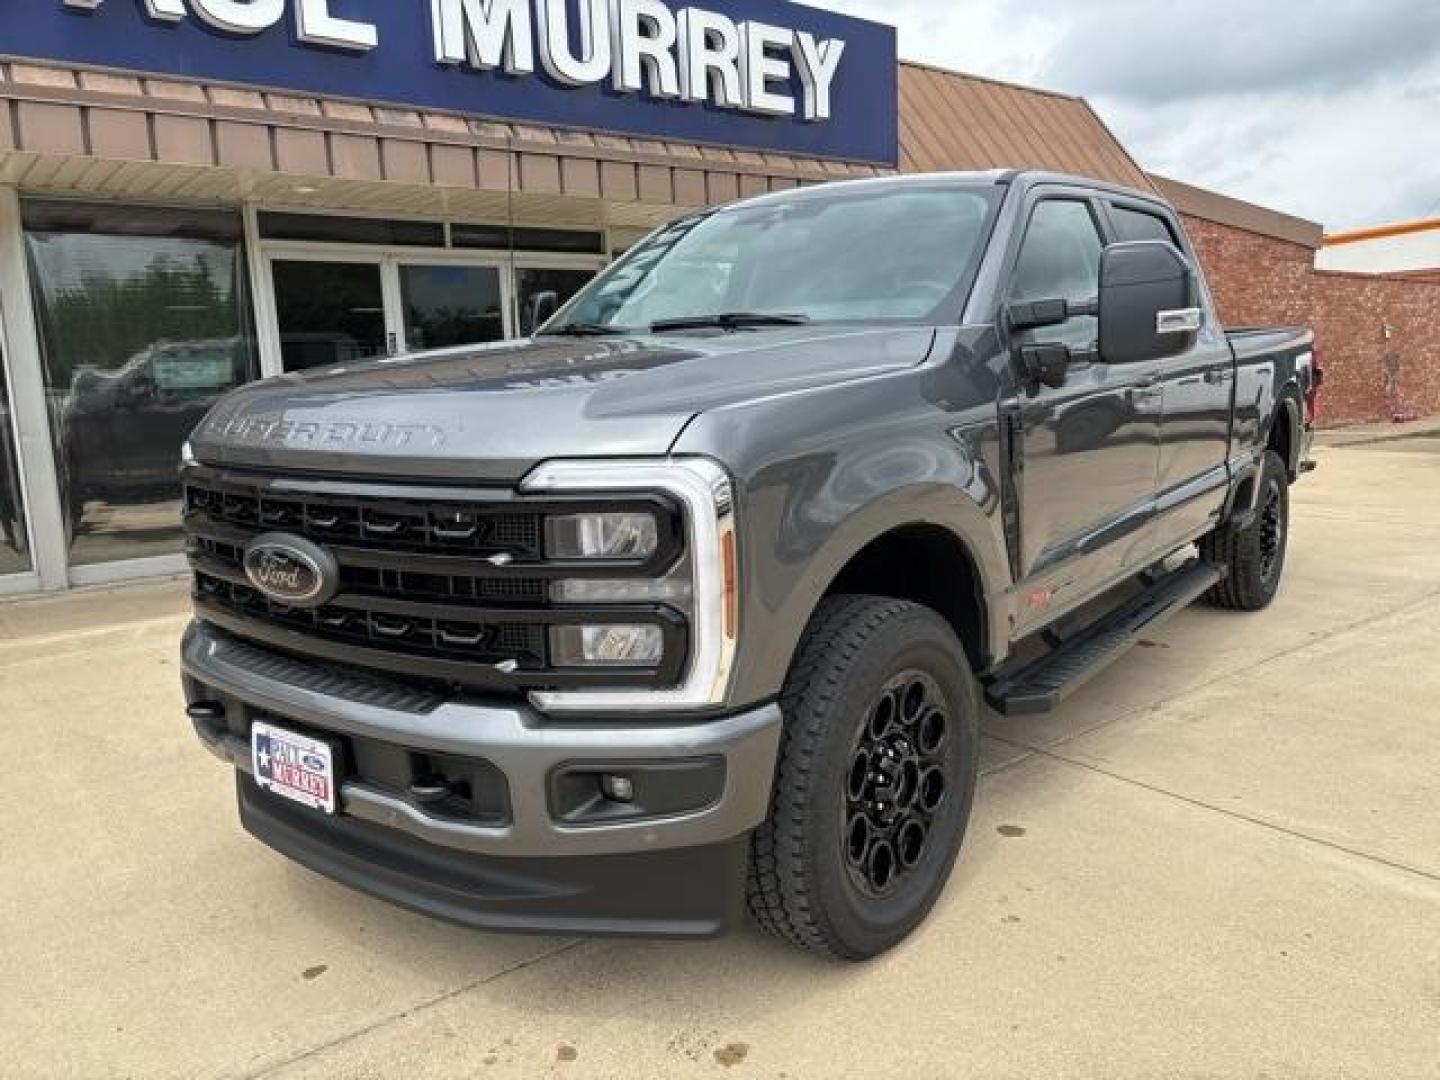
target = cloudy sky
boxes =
[818,0,1440,231]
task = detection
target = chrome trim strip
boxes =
[1157,307,1203,334]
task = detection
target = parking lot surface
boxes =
[3,439,1438,1080]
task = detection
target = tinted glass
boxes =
[1010,200,1104,348]
[516,267,598,335]
[273,261,387,372]
[0,348,31,576]
[555,185,1000,329]
[399,265,504,350]
[452,224,605,255]
[1113,206,1179,245]
[25,213,256,567]
[258,213,444,248]
[23,200,242,240]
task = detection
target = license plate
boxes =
[251,721,337,815]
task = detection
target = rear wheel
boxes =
[1201,449,1290,611]
[747,596,980,960]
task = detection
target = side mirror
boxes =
[525,290,560,336]
[1098,241,1200,364]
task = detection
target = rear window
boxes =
[1112,206,1179,246]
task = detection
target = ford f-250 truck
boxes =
[180,171,1317,960]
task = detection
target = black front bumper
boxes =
[238,773,750,938]
[183,620,781,938]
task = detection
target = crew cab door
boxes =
[1003,192,1163,634]
[1103,200,1234,552]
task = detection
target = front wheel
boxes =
[1201,449,1291,611]
[747,596,980,960]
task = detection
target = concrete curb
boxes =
[1315,416,1440,449]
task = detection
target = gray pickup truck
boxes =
[181,171,1317,959]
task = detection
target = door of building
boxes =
[263,248,511,373]
[261,245,602,375]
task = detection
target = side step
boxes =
[984,559,1224,717]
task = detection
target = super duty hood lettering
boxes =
[208,415,447,450]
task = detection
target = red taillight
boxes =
[1306,345,1325,424]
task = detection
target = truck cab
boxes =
[180,171,1316,959]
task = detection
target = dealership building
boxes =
[0,0,1429,597]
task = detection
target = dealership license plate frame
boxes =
[251,720,339,816]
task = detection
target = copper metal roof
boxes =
[897,62,1152,189]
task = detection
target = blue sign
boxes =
[9,1,898,165]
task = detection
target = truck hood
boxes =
[191,326,938,481]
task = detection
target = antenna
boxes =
[506,131,518,336]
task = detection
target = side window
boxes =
[1010,200,1103,349]
[1112,206,1179,246]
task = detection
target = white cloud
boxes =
[814,0,1440,229]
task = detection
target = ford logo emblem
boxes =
[242,533,339,609]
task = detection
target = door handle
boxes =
[1132,373,1162,389]
[1204,369,1233,385]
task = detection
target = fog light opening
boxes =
[601,774,635,804]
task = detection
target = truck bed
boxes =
[1225,326,1313,361]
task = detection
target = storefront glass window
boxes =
[516,267,599,335]
[24,202,256,567]
[0,349,32,576]
[273,260,388,372]
[400,265,504,350]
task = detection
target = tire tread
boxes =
[746,596,954,959]
[1201,450,1289,611]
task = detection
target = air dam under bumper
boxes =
[181,620,782,938]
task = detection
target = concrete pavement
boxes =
[2,439,1438,1079]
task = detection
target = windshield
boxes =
[549,184,1001,332]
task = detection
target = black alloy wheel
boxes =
[1257,477,1287,587]
[1201,448,1291,611]
[843,672,952,897]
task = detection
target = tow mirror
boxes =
[1098,241,1200,364]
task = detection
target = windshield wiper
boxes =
[650,312,811,333]
[540,322,632,338]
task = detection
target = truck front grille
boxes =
[193,573,547,668]
[181,466,687,693]
[186,482,542,559]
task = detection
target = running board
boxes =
[984,560,1224,717]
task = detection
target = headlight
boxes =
[550,625,665,667]
[521,457,738,714]
[545,512,658,560]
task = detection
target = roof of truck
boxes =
[723,170,1166,213]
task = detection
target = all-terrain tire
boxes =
[1201,449,1290,611]
[746,596,980,960]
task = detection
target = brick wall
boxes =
[1312,271,1440,425]
[1179,213,1440,426]
[1181,214,1315,328]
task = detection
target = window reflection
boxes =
[273,260,388,372]
[0,354,31,576]
[400,264,504,351]
[516,267,598,336]
[25,205,256,567]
